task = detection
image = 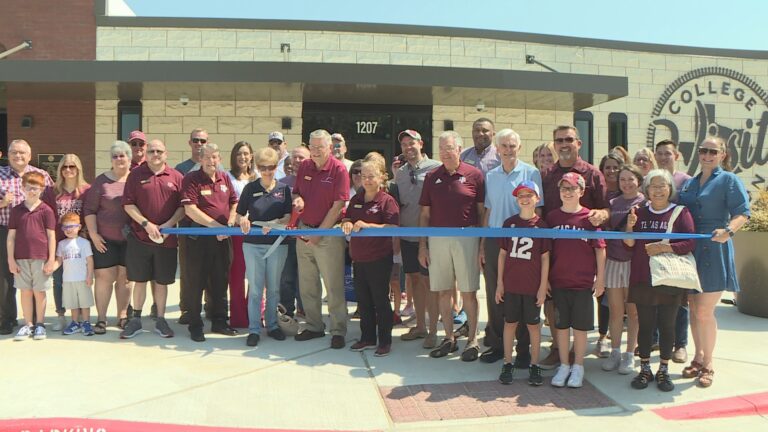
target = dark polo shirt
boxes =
[181,169,237,225]
[123,163,184,248]
[9,202,56,260]
[542,158,608,216]
[419,162,484,227]
[346,190,400,262]
[236,181,293,246]
[293,157,349,227]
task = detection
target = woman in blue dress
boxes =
[678,136,750,388]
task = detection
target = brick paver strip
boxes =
[380,377,616,422]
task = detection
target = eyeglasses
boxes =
[257,165,277,171]
[191,138,207,144]
[554,137,577,144]
[698,147,720,156]
[147,149,165,155]
[62,224,81,230]
[23,185,42,192]
[634,157,650,163]
[61,165,78,171]
[130,141,146,147]
[111,153,127,159]
[559,186,579,193]
[350,169,361,175]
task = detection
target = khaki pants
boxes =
[296,230,347,336]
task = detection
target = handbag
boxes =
[277,304,299,336]
[649,205,702,293]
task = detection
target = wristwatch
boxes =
[724,227,734,237]
[141,220,149,227]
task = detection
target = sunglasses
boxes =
[409,169,417,185]
[257,165,277,171]
[554,137,577,144]
[61,165,78,171]
[62,224,81,230]
[191,138,207,144]
[698,147,720,156]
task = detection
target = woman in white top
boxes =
[227,141,256,328]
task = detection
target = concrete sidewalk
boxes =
[2,280,768,431]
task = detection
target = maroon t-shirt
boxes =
[546,207,606,290]
[123,164,184,248]
[541,158,608,216]
[419,162,485,227]
[346,191,400,262]
[55,185,91,242]
[500,215,552,296]
[83,174,129,242]
[294,157,350,227]
[181,170,238,225]
[9,202,56,260]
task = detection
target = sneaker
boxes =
[453,309,467,325]
[81,321,94,336]
[374,344,391,357]
[499,362,515,384]
[597,338,611,358]
[52,315,66,332]
[401,305,415,317]
[631,368,654,389]
[551,364,571,388]
[528,364,544,386]
[453,322,469,338]
[155,318,174,338]
[33,325,47,340]
[672,346,688,364]
[190,327,206,342]
[120,317,143,339]
[618,352,636,375]
[400,328,427,341]
[567,364,584,388]
[246,333,260,347]
[602,349,621,371]
[150,303,158,320]
[350,341,377,352]
[540,348,561,370]
[14,325,33,341]
[422,332,438,349]
[62,321,82,336]
[656,368,675,392]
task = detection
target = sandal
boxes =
[461,344,480,362]
[697,368,714,388]
[117,317,129,330]
[429,339,458,358]
[682,360,703,378]
[94,321,107,335]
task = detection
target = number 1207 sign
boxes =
[356,121,378,134]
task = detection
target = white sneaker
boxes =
[33,325,47,340]
[618,352,636,375]
[52,315,66,332]
[14,325,33,341]
[551,364,571,387]
[598,338,611,358]
[602,349,621,371]
[567,364,584,388]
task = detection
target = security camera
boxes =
[475,100,485,112]
[179,95,189,106]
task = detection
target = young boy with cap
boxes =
[545,172,606,388]
[495,180,551,386]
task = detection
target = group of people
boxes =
[0,118,750,392]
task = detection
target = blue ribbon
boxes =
[160,226,711,240]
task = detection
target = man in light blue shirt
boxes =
[478,128,543,365]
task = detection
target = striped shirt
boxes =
[0,165,54,227]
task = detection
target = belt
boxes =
[301,222,320,229]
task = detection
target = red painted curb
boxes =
[653,391,768,420]
[0,418,362,432]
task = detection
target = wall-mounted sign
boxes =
[647,67,768,189]
[37,153,64,181]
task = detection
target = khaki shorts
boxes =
[62,281,95,310]
[14,259,53,292]
[427,236,480,293]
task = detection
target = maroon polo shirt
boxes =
[181,169,237,225]
[419,162,484,227]
[545,207,606,291]
[346,190,400,262]
[123,163,184,248]
[293,157,350,227]
[8,201,56,260]
[542,158,608,216]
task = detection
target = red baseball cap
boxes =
[558,172,586,189]
[128,130,146,143]
[397,129,422,142]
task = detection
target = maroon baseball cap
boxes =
[397,129,422,142]
[128,130,146,143]
[558,172,586,189]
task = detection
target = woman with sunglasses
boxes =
[348,159,364,198]
[83,141,132,335]
[236,147,292,347]
[677,136,750,388]
[51,155,91,333]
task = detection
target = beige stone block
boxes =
[636,52,666,70]
[570,63,599,75]
[626,98,653,114]
[514,123,543,141]
[95,100,117,117]
[451,56,477,68]
[166,101,201,117]
[463,39,495,57]
[495,42,524,60]
[612,51,639,68]
[554,111,574,126]
[97,28,131,47]
[184,48,219,61]
[218,117,252,134]
[289,50,322,62]
[638,84,664,99]
[237,31,271,48]
[307,34,339,51]
[524,44,556,62]
[439,39,452,54]
[390,53,422,66]
[373,35,406,53]
[167,30,202,48]
[96,47,114,60]
[423,55,450,67]
[340,34,373,51]
[481,57,511,69]
[463,106,495,121]
[114,47,149,61]
[583,48,612,66]
[131,30,166,47]
[625,68,654,84]
[495,108,526,124]
[690,56,715,70]
[450,39,465,56]
[271,32,306,49]
[218,48,254,61]
[599,65,626,76]
[282,133,303,146]
[163,134,192,153]
[147,117,183,134]
[253,118,283,134]
[253,48,284,61]
[357,52,390,64]
[201,85,236,101]
[742,60,767,77]
[653,69,678,85]
[406,37,440,54]
[182,117,218,133]
[205,134,235,148]
[526,110,557,126]
[432,105,465,119]
[665,55,692,71]
[556,46,585,64]
[202,30,237,48]
[717,58,744,72]
[536,62,571,73]
[94,149,112,172]
[235,101,269,117]
[201,101,235,117]
[95,117,114,134]
[270,101,302,117]
[323,50,356,63]
[141,100,165,117]
[149,47,183,61]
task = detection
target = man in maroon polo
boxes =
[121,139,186,340]
[181,143,238,342]
[418,131,485,361]
[292,129,350,349]
[128,130,147,170]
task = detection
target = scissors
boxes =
[251,208,304,259]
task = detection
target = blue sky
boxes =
[117,0,766,51]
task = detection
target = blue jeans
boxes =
[243,243,288,334]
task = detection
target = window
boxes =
[574,111,593,163]
[117,101,142,141]
[608,113,628,150]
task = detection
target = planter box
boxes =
[734,232,768,318]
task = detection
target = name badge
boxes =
[253,192,264,197]
[465,159,475,165]
[353,204,363,209]
[304,176,312,181]
[140,179,151,184]
[201,189,212,196]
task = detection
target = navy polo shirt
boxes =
[236,181,292,245]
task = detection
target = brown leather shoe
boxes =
[330,335,346,349]
[294,329,325,341]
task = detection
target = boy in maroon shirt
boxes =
[7,172,57,341]
[545,172,606,388]
[495,180,551,386]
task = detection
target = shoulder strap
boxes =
[662,205,685,244]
